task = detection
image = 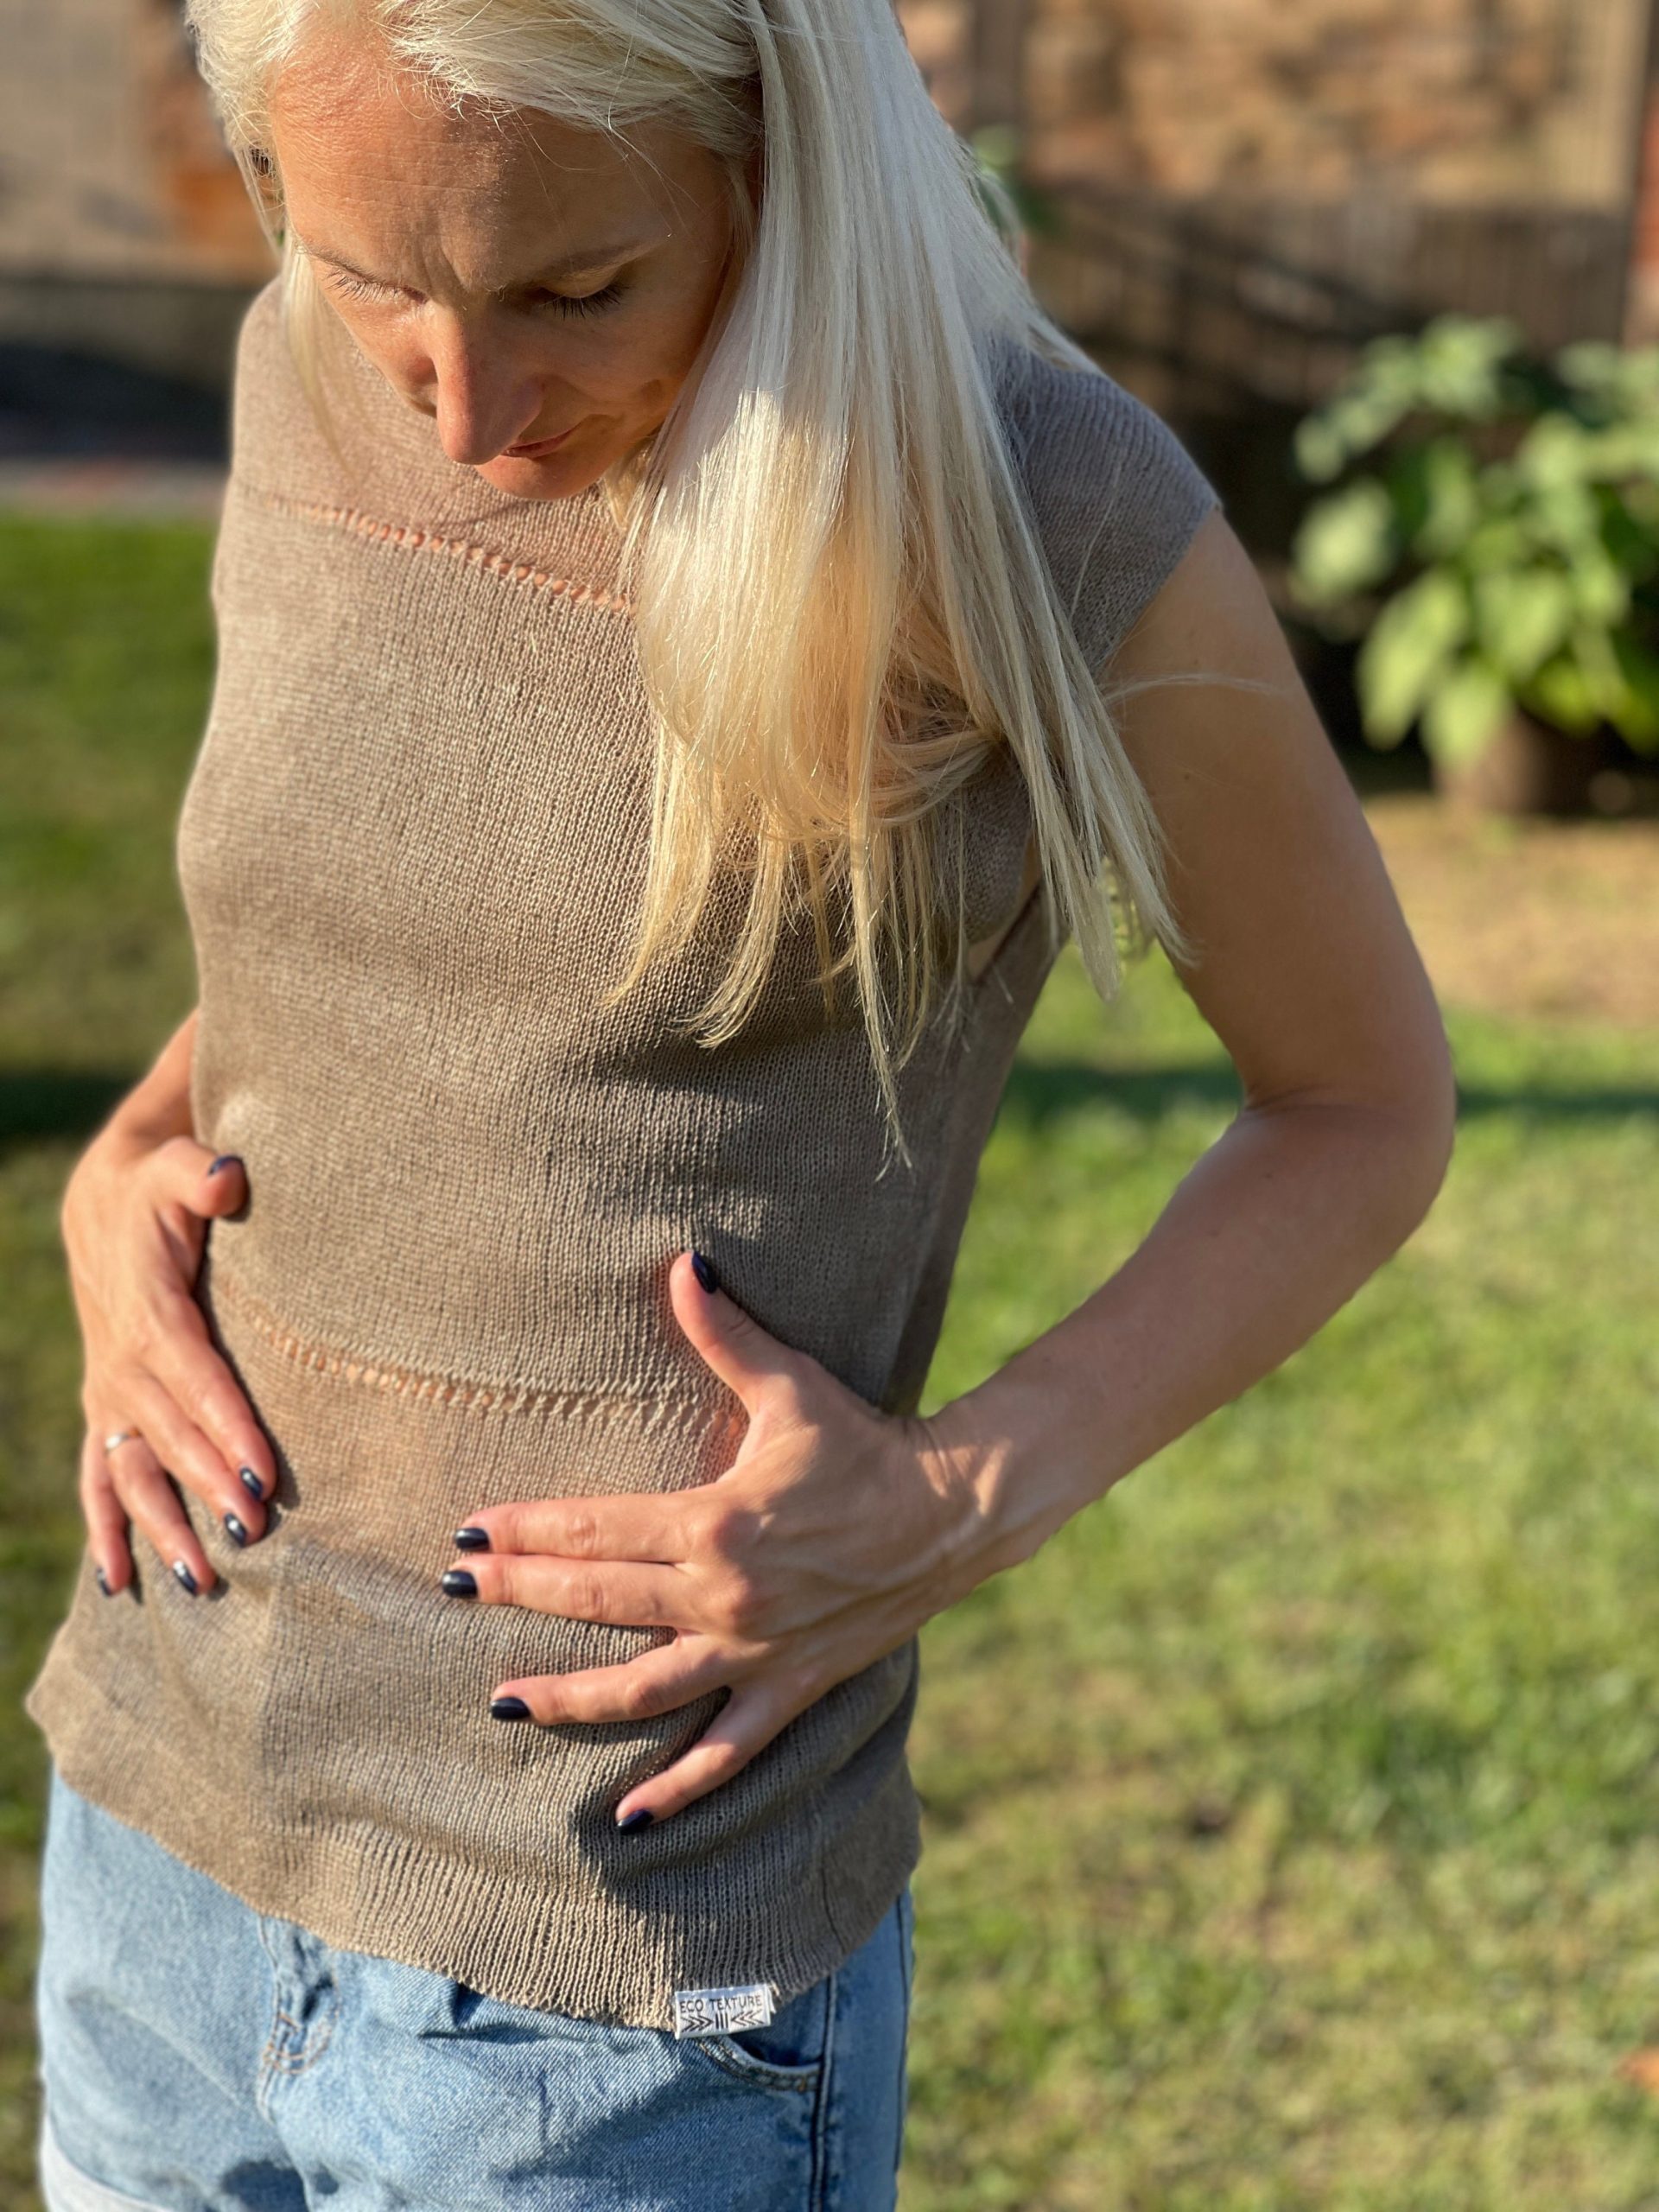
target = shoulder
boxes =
[994,341,1224,676]
[223,272,339,500]
[227,272,301,421]
[232,269,288,363]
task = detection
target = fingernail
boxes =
[490,1695,531,1720]
[223,1510,250,1548]
[206,1154,243,1178]
[440,1567,478,1598]
[239,1466,266,1502]
[690,1249,720,1295]
[454,1526,491,1551]
[173,1560,200,1595]
[617,1808,655,1832]
[94,1564,114,1598]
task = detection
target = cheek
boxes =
[603,292,724,403]
[556,322,685,416]
[331,310,429,396]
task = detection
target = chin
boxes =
[475,450,604,501]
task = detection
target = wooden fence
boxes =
[1030,188,1637,417]
[1022,185,1640,552]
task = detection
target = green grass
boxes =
[3,514,1659,2208]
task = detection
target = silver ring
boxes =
[102,1428,141,1456]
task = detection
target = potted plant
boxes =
[967,123,1064,281]
[1287,313,1659,811]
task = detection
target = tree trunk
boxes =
[1430,709,1603,817]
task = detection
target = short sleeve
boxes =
[998,349,1224,676]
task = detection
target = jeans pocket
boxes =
[680,1969,832,2094]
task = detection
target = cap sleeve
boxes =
[1000,350,1224,677]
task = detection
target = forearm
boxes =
[934,1094,1455,1574]
[100,1007,201,1151]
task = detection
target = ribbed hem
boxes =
[26,1651,921,2033]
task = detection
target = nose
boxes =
[425,316,545,467]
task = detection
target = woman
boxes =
[24,1,1457,2207]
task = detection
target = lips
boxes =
[504,425,576,457]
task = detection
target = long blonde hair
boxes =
[184,0,1197,1163]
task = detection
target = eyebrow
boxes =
[291,230,665,289]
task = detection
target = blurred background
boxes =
[3,4,1658,2207]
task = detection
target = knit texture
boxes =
[25,279,1222,2029]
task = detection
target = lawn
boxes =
[3,513,1658,2209]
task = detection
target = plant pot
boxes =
[1429,708,1602,817]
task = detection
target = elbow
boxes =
[1370,1032,1459,1245]
[1401,1084,1458,1238]
[1250,1024,1459,1249]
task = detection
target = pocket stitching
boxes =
[678,1966,836,2096]
[681,2032,823,2094]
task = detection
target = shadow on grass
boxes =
[0,1071,134,1154]
[3,1061,1657,1160]
[997,1061,1243,1129]
[996,1060,1659,1132]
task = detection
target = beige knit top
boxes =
[26,277,1221,2029]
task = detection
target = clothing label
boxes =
[671,1982,776,2038]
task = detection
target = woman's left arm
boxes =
[925,504,1457,1571]
[458,510,1457,1825]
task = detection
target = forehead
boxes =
[264,24,727,283]
[269,28,629,193]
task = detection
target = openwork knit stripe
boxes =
[208,1267,718,1435]
[238,481,635,616]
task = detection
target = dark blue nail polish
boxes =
[617,1808,655,1832]
[223,1510,249,1548]
[206,1153,242,1177]
[690,1249,720,1295]
[490,1696,531,1720]
[94,1565,114,1598]
[239,1466,265,1502]
[441,1567,478,1598]
[454,1526,491,1551]
[173,1560,200,1595]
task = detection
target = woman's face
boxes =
[267,29,746,499]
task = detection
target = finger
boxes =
[613,1681,800,1827]
[490,1641,728,1727]
[141,1279,276,1504]
[101,1429,218,1596]
[457,1491,693,1566]
[668,1249,807,1417]
[441,1553,684,1629]
[143,1141,247,1286]
[153,1134,248,1218]
[77,1429,132,1594]
[122,1367,264,1558]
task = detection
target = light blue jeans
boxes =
[34,1764,913,2211]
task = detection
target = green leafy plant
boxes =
[966,124,1065,273]
[1288,314,1659,768]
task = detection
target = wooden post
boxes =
[1622,0,1659,342]
[968,0,1027,137]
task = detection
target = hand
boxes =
[447,1251,1009,1827]
[63,1123,277,1597]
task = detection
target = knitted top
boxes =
[26,276,1221,2029]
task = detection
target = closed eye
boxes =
[534,282,625,319]
[317,267,410,306]
[316,266,626,320]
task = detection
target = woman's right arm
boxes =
[63,1007,276,1596]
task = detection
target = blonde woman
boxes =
[24,2,1455,2205]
